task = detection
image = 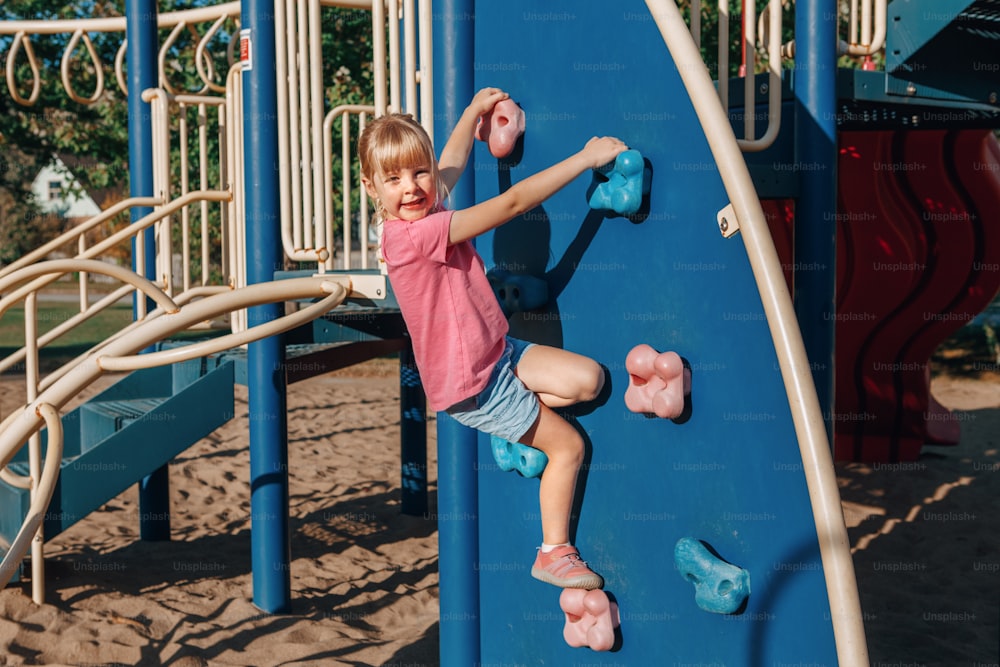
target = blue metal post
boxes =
[241,0,291,613]
[400,344,427,515]
[127,0,170,542]
[794,0,838,443]
[434,2,480,664]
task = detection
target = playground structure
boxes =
[0,0,421,608]
[0,0,997,665]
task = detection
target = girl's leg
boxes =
[518,403,584,545]
[514,344,605,408]
[513,343,604,542]
[514,342,604,587]
[519,403,603,588]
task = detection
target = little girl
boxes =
[358,88,627,589]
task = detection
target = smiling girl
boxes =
[359,88,626,589]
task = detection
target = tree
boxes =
[0,1,130,264]
[0,0,376,273]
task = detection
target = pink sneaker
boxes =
[531,545,604,589]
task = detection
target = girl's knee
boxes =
[578,360,605,402]
[552,434,585,468]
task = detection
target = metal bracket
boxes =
[717,204,740,238]
[346,272,387,300]
[314,272,387,300]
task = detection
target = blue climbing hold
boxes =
[490,434,548,478]
[487,268,549,317]
[588,149,651,216]
[674,537,751,615]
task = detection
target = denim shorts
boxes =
[445,337,540,442]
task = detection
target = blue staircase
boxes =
[0,355,235,579]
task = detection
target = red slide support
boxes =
[764,129,1000,463]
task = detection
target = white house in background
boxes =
[30,156,102,218]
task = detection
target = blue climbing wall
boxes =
[463,1,840,664]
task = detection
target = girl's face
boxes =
[366,162,438,223]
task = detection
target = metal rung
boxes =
[5,462,30,477]
[87,398,166,429]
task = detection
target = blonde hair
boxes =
[358,113,448,223]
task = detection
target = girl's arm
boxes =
[438,88,509,191]
[448,136,628,245]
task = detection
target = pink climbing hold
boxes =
[559,588,620,652]
[624,344,691,419]
[475,98,525,158]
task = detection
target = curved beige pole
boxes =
[643,2,870,664]
[0,259,178,318]
[0,276,349,602]
[0,403,63,596]
[98,281,348,371]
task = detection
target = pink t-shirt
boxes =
[381,209,509,411]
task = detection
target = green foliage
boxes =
[0,1,130,194]
[674,1,795,79]
[322,8,376,108]
[680,0,883,77]
[0,302,133,350]
[321,7,375,247]
[0,1,131,265]
[0,0,375,274]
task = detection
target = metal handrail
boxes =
[140,88,230,294]
[843,0,887,57]
[691,0,887,150]
[0,191,230,388]
[0,1,372,106]
[0,265,349,604]
[0,402,62,603]
[643,1,870,664]
[0,259,179,319]
[417,0,434,141]
[0,191,230,310]
[272,0,431,272]
[34,285,234,395]
[98,277,349,371]
[224,62,246,332]
[693,0,784,151]
[323,104,377,270]
[737,0,783,153]
[0,284,136,376]
[0,1,384,605]
[0,196,162,280]
[763,0,888,60]
[0,80,229,347]
[274,0,380,270]
[1,0,419,279]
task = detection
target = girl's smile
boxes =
[374,166,437,221]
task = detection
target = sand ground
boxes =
[0,359,997,666]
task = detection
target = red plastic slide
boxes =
[764,129,1000,462]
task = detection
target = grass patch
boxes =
[0,301,226,373]
[0,303,134,349]
[1,303,134,372]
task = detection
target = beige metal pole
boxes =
[643,2,870,664]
